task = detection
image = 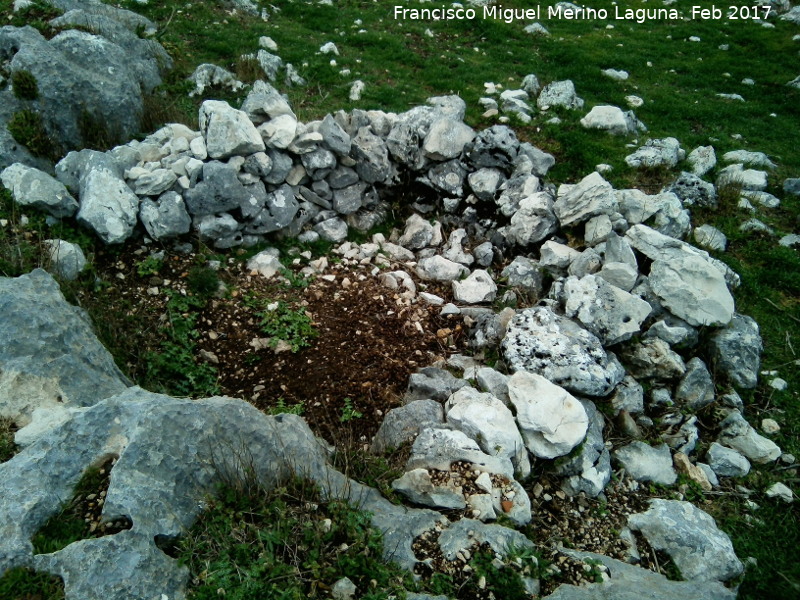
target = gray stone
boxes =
[465,125,519,170]
[196,212,240,241]
[505,192,559,246]
[406,367,468,403]
[563,274,652,345]
[264,149,294,185]
[516,142,556,178]
[537,80,584,110]
[783,178,800,196]
[1,163,78,218]
[580,105,638,135]
[428,159,467,196]
[332,182,366,216]
[614,442,677,485]
[199,100,265,159]
[0,269,129,426]
[399,213,437,250]
[708,314,762,389]
[694,224,727,251]
[319,114,351,156]
[445,387,530,478]
[300,147,336,174]
[625,224,739,289]
[716,163,768,191]
[423,117,475,160]
[331,577,357,600]
[43,239,86,281]
[722,150,776,169]
[554,172,617,227]
[187,63,244,97]
[718,410,781,464]
[674,358,715,410]
[597,262,638,292]
[667,171,717,209]
[314,217,348,243]
[468,168,505,201]
[546,549,736,599]
[416,256,469,282]
[687,145,717,177]
[620,338,686,380]
[2,26,167,151]
[475,368,510,404]
[437,518,534,562]
[644,316,698,348]
[539,240,580,272]
[392,468,466,509]
[707,442,750,478]
[625,137,685,168]
[371,396,444,454]
[452,269,497,304]
[350,127,391,184]
[441,229,474,266]
[611,376,644,415]
[553,400,611,497]
[76,152,139,244]
[501,256,543,298]
[128,167,177,197]
[584,214,612,246]
[184,160,250,216]
[508,371,588,459]
[628,500,743,582]
[502,307,625,397]
[648,254,734,327]
[496,173,541,217]
[246,184,299,234]
[779,233,800,248]
[765,482,794,503]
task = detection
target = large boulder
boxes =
[0,269,129,426]
[0,22,168,154]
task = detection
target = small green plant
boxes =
[339,397,363,423]
[11,69,38,100]
[279,267,310,290]
[7,109,55,159]
[136,255,163,277]
[186,265,221,297]
[246,296,318,353]
[269,398,305,416]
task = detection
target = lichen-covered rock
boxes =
[614,442,677,485]
[502,307,625,397]
[554,172,617,227]
[708,314,762,389]
[199,100,265,159]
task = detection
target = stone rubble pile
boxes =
[2,75,798,598]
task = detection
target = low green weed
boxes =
[7,109,57,160]
[186,265,221,297]
[268,397,305,416]
[144,291,220,397]
[135,255,163,277]
[177,477,415,600]
[245,295,318,353]
[11,69,38,100]
[339,397,363,423]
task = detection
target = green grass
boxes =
[243,294,319,353]
[0,567,65,600]
[177,477,417,600]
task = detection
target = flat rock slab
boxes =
[628,499,743,582]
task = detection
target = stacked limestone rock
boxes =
[1,79,793,596]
